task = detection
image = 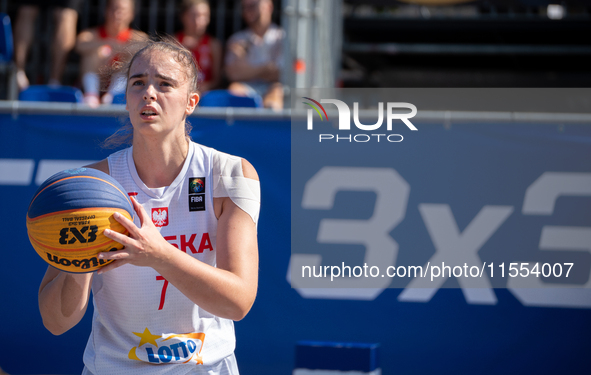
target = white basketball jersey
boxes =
[83,142,239,375]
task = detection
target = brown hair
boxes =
[102,35,200,149]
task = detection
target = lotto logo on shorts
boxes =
[152,207,169,227]
[188,177,206,212]
[128,327,206,365]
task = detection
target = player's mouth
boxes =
[140,106,159,120]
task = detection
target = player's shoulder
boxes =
[84,159,109,175]
[208,146,258,181]
[83,146,132,175]
[240,159,258,181]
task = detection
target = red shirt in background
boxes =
[176,32,214,84]
[97,26,133,66]
[98,25,132,42]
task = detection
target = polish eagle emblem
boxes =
[152,208,168,227]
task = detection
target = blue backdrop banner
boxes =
[1,111,590,374]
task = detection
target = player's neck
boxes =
[132,135,189,188]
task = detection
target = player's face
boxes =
[183,3,210,36]
[126,50,198,139]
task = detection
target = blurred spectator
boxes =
[13,0,81,91]
[225,0,284,110]
[176,0,222,93]
[76,0,146,106]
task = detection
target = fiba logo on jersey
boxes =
[188,177,206,212]
[152,207,169,227]
[302,97,418,143]
[189,178,204,194]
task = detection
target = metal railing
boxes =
[2,100,590,124]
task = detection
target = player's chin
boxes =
[132,119,164,133]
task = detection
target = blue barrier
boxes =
[294,341,380,374]
[18,85,84,103]
[199,89,263,108]
[1,111,591,375]
[0,13,13,63]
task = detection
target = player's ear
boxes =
[186,92,199,115]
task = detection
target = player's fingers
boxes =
[111,211,140,237]
[130,196,152,228]
[104,227,135,246]
[98,248,131,261]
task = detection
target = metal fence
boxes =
[1,0,277,89]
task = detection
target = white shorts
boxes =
[81,353,239,375]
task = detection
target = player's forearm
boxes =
[39,272,93,335]
[153,250,257,321]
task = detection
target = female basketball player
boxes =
[38,37,260,374]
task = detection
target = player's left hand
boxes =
[98,196,171,274]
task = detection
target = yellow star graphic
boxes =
[133,327,161,347]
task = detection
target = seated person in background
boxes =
[75,0,146,106]
[224,0,284,111]
[13,0,81,90]
[176,0,222,93]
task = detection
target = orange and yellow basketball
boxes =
[26,167,134,273]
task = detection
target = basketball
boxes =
[26,167,134,273]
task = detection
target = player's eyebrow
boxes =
[129,73,147,80]
[129,73,179,86]
[156,73,179,86]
